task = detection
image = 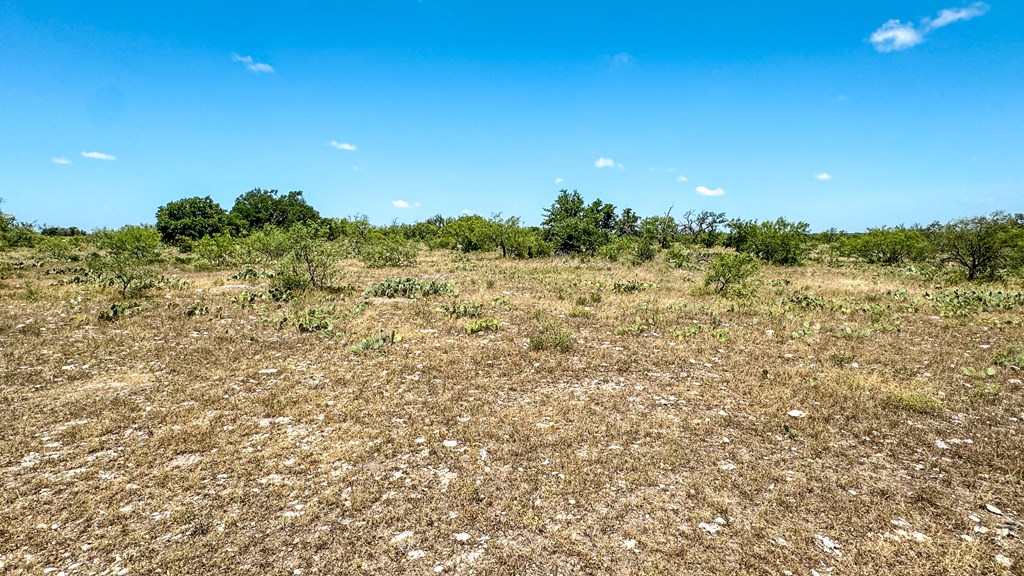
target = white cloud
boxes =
[232,53,275,73]
[872,3,989,52]
[81,151,115,160]
[52,157,71,165]
[611,52,633,66]
[595,157,615,168]
[247,62,274,73]
[816,172,833,181]
[870,20,924,52]
[329,141,357,151]
[554,177,564,184]
[926,2,989,30]
[392,200,411,209]
[677,175,688,183]
[696,185,725,197]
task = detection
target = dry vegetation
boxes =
[1,249,1022,575]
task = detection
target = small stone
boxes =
[975,526,989,534]
[890,518,911,528]
[911,531,931,542]
[995,554,1013,568]
[257,368,278,375]
[442,440,458,448]
[961,534,973,542]
[787,410,806,418]
[622,539,637,549]
[815,534,842,557]
[699,522,721,535]
[454,533,471,542]
[390,531,414,544]
[408,550,427,560]
[986,504,1003,516]
[935,439,950,449]
[969,514,982,523]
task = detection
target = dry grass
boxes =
[1,250,1022,575]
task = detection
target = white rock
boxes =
[390,530,414,544]
[408,550,427,560]
[911,531,931,542]
[699,522,721,535]
[961,534,973,542]
[454,533,471,542]
[986,504,1003,516]
[787,410,806,418]
[718,460,736,471]
[442,440,458,448]
[815,534,842,557]
[258,368,278,374]
[974,526,989,534]
[890,518,911,528]
[935,439,950,449]
[969,514,982,523]
[995,554,1013,568]
[622,539,637,549]
[479,449,487,460]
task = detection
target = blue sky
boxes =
[1,1,1022,231]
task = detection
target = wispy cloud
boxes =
[677,175,688,183]
[232,53,275,73]
[595,157,624,169]
[611,52,633,67]
[816,172,833,181]
[329,141,357,151]
[926,3,989,31]
[696,185,725,197]
[871,3,988,52]
[649,166,677,173]
[52,157,71,165]
[392,200,411,209]
[554,177,564,184]
[870,21,925,52]
[81,151,115,161]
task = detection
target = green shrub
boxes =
[359,234,418,268]
[268,271,308,302]
[352,330,402,354]
[98,301,140,321]
[726,218,810,265]
[439,300,484,318]
[613,280,654,294]
[994,344,1024,368]
[934,213,1024,280]
[665,244,699,269]
[885,391,942,415]
[367,277,458,299]
[465,317,500,335]
[529,326,573,352]
[701,252,760,297]
[630,239,658,265]
[847,226,930,265]
[295,305,338,333]
[192,233,238,268]
[91,225,162,297]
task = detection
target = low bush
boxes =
[701,252,760,297]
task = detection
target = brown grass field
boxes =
[1,250,1022,575]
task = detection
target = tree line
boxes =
[2,189,1024,290]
